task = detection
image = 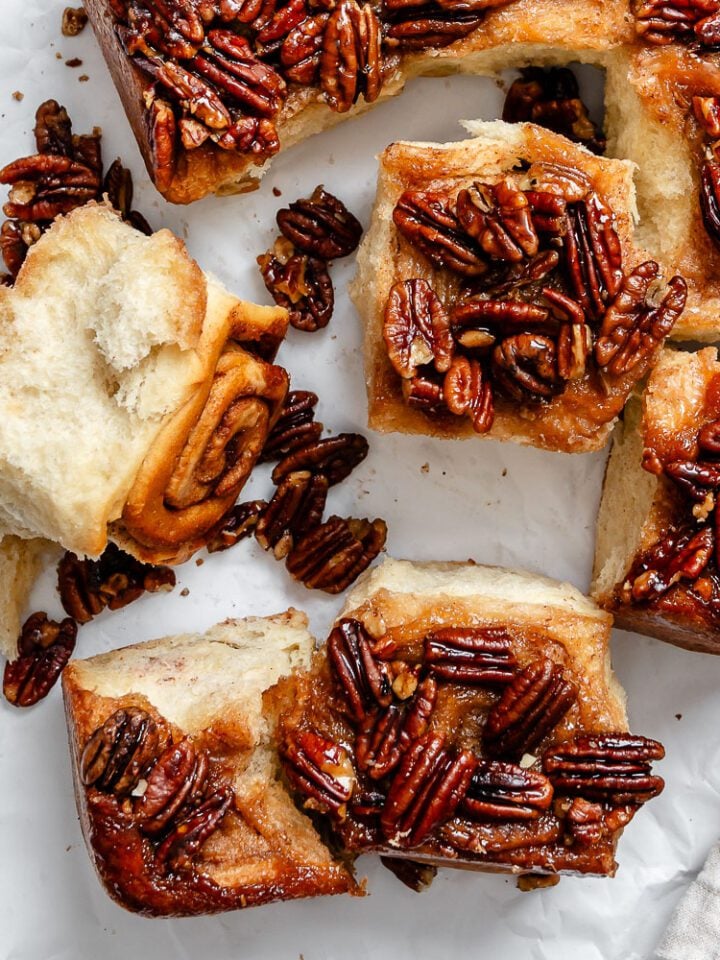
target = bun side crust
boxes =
[0,536,49,661]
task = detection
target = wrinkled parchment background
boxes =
[1,5,719,958]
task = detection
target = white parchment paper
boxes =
[2,6,719,958]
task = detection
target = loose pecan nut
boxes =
[491,333,560,402]
[133,737,209,834]
[256,470,329,558]
[62,6,88,35]
[456,180,539,262]
[206,499,267,552]
[281,728,356,815]
[462,760,554,820]
[286,515,387,592]
[3,613,78,707]
[155,785,234,872]
[383,5,484,49]
[327,617,393,721]
[81,707,162,795]
[443,356,495,433]
[276,186,363,259]
[271,432,369,486]
[258,240,334,331]
[542,734,665,804]
[393,190,487,277]
[402,371,446,414]
[0,152,101,222]
[320,0,383,113]
[260,389,323,462]
[483,658,577,759]
[424,626,517,683]
[384,278,454,379]
[34,100,74,157]
[441,811,562,854]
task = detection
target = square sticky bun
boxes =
[62,612,359,917]
[276,559,665,884]
[592,346,720,654]
[352,120,688,453]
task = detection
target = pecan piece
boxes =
[191,30,287,117]
[356,675,438,778]
[260,389,322,462]
[0,153,101,221]
[627,525,714,600]
[563,193,623,320]
[320,0,383,113]
[700,419,720,456]
[256,470,329,558]
[133,737,209,834]
[281,728,356,815]
[384,278,454,379]
[595,262,687,376]
[286,515,387,592]
[443,356,495,433]
[207,499,267,552]
[700,159,720,248]
[328,617,393,721]
[271,432,368,486]
[259,240,334,332]
[276,186,363,259]
[483,659,577,759]
[694,95,720,139]
[492,333,560,402]
[281,13,329,84]
[441,811,562,854]
[542,734,665,804]
[665,460,720,501]
[634,0,720,45]
[393,190,487,277]
[383,6,483,49]
[3,613,77,707]
[424,626,517,683]
[380,857,437,891]
[0,220,33,277]
[155,785,234,872]
[402,371,446,414]
[81,707,161,795]
[145,97,177,195]
[462,760,554,820]
[457,180,539,262]
[34,100,74,156]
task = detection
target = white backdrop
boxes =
[2,5,719,959]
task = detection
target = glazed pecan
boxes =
[402,371,446,414]
[155,785,234,872]
[81,707,162,795]
[327,618,393,721]
[543,288,591,381]
[286,515,387,592]
[542,734,665,804]
[563,194,623,321]
[281,13,330,84]
[594,262,687,376]
[700,419,720,455]
[384,278,454,379]
[380,857,437,891]
[193,30,287,115]
[356,675,438,778]
[491,333,560,402]
[58,544,176,624]
[133,737,209,834]
[627,525,714,600]
[256,470,329,558]
[467,250,560,301]
[3,613,77,707]
[271,432,369,486]
[383,5,484,49]
[462,760,554,820]
[281,728,356,814]
[563,796,637,846]
[260,389,322,462]
[634,0,720,45]
[145,97,177,194]
[381,733,476,847]
[258,239,334,331]
[665,459,720,501]
[254,0,309,55]
[320,0,383,113]
[701,160,720,248]
[276,186,363,259]
[441,811,562,854]
[502,67,606,155]
[483,659,577,758]
[393,190,487,277]
[424,626,517,683]
[451,298,551,334]
[456,180,539,262]
[443,356,495,433]
[206,499,267,552]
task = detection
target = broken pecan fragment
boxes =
[694,96,720,139]
[320,0,383,113]
[3,613,77,707]
[456,180,539,262]
[271,432,369,486]
[328,617,393,721]
[542,734,665,804]
[356,676,438,778]
[134,737,209,834]
[206,499,266,552]
[462,760,554,820]
[627,525,714,600]
[281,728,356,815]
[34,100,74,157]
[384,278,454,379]
[483,659,577,759]
[81,707,162,795]
[155,784,234,872]
[58,544,176,624]
[393,190,487,277]
[424,626,517,683]
[286,515,387,592]
[443,356,495,434]
[62,6,89,36]
[276,186,363,260]
[260,389,322,462]
[594,262,687,376]
[491,333,560,402]
[256,470,329,558]
[258,240,334,331]
[402,371,446,414]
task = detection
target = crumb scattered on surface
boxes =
[12,91,23,102]
[421,463,429,474]
[56,51,63,59]
[195,557,204,566]
[79,74,89,82]
[501,467,507,477]
[65,57,83,68]
[180,587,189,597]
[676,713,683,720]
[62,6,88,36]
[272,186,282,197]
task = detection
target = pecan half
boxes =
[462,760,554,820]
[594,262,687,376]
[286,515,387,592]
[258,239,334,331]
[281,728,356,815]
[384,278,454,379]
[393,190,487,277]
[563,194,623,321]
[256,470,329,558]
[456,180,539,262]
[193,30,287,116]
[634,0,720,45]
[34,100,74,156]
[0,153,101,222]
[694,96,720,139]
[260,389,322,462]
[58,544,176,624]
[424,626,517,683]
[276,186,363,259]
[320,0,383,113]
[544,288,592,381]
[133,737,209,834]
[145,97,178,194]
[443,356,495,433]
[271,432,368,486]
[327,617,393,721]
[81,707,162,795]
[206,499,267,552]
[665,460,720,501]
[483,659,577,759]
[542,734,665,804]
[281,13,330,84]
[155,785,234,872]
[701,160,720,248]
[491,333,560,402]
[627,525,714,600]
[356,675,438,778]
[383,6,484,49]
[3,613,78,707]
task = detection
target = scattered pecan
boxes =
[260,389,323,462]
[627,525,715,600]
[328,618,393,721]
[483,659,577,758]
[206,499,267,552]
[3,613,77,707]
[393,190,487,277]
[443,356,495,433]
[563,194,623,321]
[155,785,234,872]
[542,734,665,804]
[81,707,162,795]
[58,544,176,624]
[133,737,209,834]
[258,239,334,331]
[634,0,720,46]
[491,333,560,402]
[62,6,89,36]
[544,288,592,381]
[456,180,539,262]
[462,760,554,820]
[380,857,437,891]
[256,470,329,558]
[384,278,454,379]
[594,262,687,376]
[34,100,74,156]
[281,13,330,84]
[271,432,369,486]
[320,0,383,113]
[286,515,387,592]
[424,626,517,683]
[281,728,356,815]
[276,186,363,259]
[0,153,100,222]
